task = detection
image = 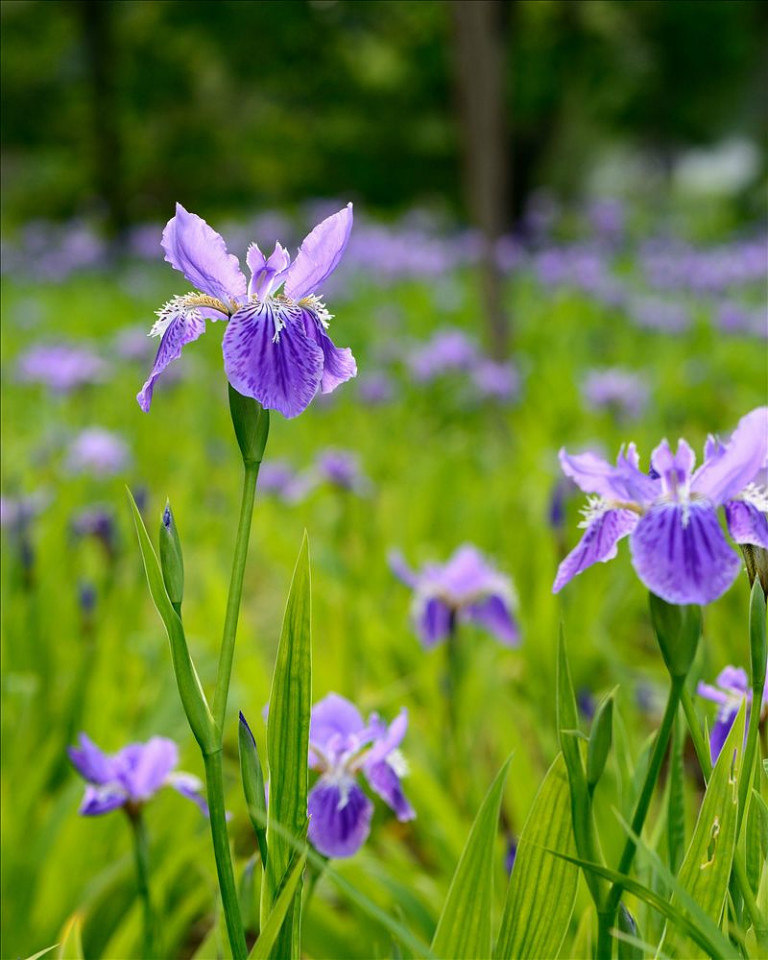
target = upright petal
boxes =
[310,694,366,756]
[630,501,740,605]
[692,407,768,505]
[307,778,373,858]
[68,734,115,784]
[137,311,205,412]
[553,508,638,593]
[247,242,291,298]
[364,761,415,822]
[125,737,179,799]
[284,204,353,300]
[300,308,357,394]
[162,204,246,303]
[462,594,521,647]
[650,439,696,496]
[222,301,324,418]
[725,499,768,548]
[364,709,408,768]
[559,448,656,504]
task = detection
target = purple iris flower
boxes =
[390,545,521,648]
[65,428,131,477]
[307,693,415,859]
[553,407,768,605]
[314,449,370,494]
[137,203,356,417]
[257,459,313,504]
[406,329,479,383]
[582,368,649,420]
[17,342,109,393]
[469,360,520,403]
[69,733,207,816]
[697,665,768,763]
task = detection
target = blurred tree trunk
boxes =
[76,0,126,247]
[452,0,511,358]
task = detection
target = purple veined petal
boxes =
[284,204,354,300]
[725,499,768,548]
[692,407,768,505]
[414,596,454,648]
[462,594,521,647]
[299,307,357,394]
[137,311,206,412]
[68,733,116,784]
[650,439,696,495]
[553,508,638,593]
[364,760,415,822]
[222,301,324,419]
[247,242,291,298]
[364,709,408,768]
[79,784,127,816]
[162,203,247,303]
[124,737,179,799]
[167,772,209,816]
[630,501,741,605]
[310,694,366,759]
[388,550,419,588]
[307,778,373,859]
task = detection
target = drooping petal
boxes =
[300,307,357,394]
[363,709,408,768]
[725,499,768,548]
[364,761,415,822]
[388,550,419,588]
[630,501,740,605]
[222,301,324,419]
[247,242,291,298]
[284,204,353,300]
[307,778,373,858]
[167,772,209,816]
[137,311,205,412]
[79,784,127,816]
[124,737,179,799]
[462,594,521,647]
[310,694,366,757]
[414,596,454,647]
[162,203,246,303]
[553,508,638,593]
[692,407,768,505]
[68,734,116,785]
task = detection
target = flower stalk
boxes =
[127,808,156,960]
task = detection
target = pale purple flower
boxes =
[314,449,370,494]
[582,368,649,420]
[0,491,49,530]
[307,693,414,859]
[69,733,207,816]
[17,343,109,393]
[390,545,520,648]
[469,360,520,403]
[66,428,131,477]
[407,329,479,383]
[71,506,117,554]
[113,325,155,363]
[553,407,768,605]
[257,460,313,504]
[697,665,768,763]
[357,371,395,406]
[137,203,356,417]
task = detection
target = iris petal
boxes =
[553,508,638,593]
[300,308,357,394]
[462,594,520,647]
[364,761,415,822]
[692,407,768,505]
[284,204,353,300]
[307,779,373,858]
[162,204,247,303]
[137,312,205,412]
[725,499,768,548]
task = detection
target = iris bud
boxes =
[159,501,184,609]
[649,593,701,680]
[229,385,270,466]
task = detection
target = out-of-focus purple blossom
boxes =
[406,329,479,383]
[0,491,49,530]
[358,371,395,406]
[16,343,109,393]
[553,407,768,604]
[639,235,767,294]
[505,837,518,875]
[629,297,691,334]
[548,478,573,533]
[314,449,370,494]
[522,190,560,242]
[469,359,520,403]
[582,368,649,420]
[587,198,625,242]
[697,665,768,763]
[257,460,313,504]
[138,203,356,417]
[71,505,117,554]
[69,734,208,816]
[716,302,768,339]
[391,545,521,648]
[78,581,97,615]
[307,693,415,858]
[113,325,156,363]
[66,429,131,477]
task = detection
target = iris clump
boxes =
[68,734,207,816]
[138,203,356,417]
[553,406,768,604]
[390,544,520,647]
[307,693,415,858]
[697,665,768,762]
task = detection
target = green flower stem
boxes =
[204,748,247,960]
[596,675,684,958]
[128,809,156,959]
[213,460,260,735]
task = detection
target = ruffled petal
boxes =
[307,778,373,858]
[162,203,246,303]
[725,499,768,548]
[364,760,415,822]
[300,308,357,394]
[68,733,116,784]
[462,594,521,647]
[692,407,768,505]
[630,501,740,605]
[553,508,638,593]
[79,785,127,816]
[222,301,323,418]
[137,311,205,412]
[284,204,353,300]
[414,596,453,648]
